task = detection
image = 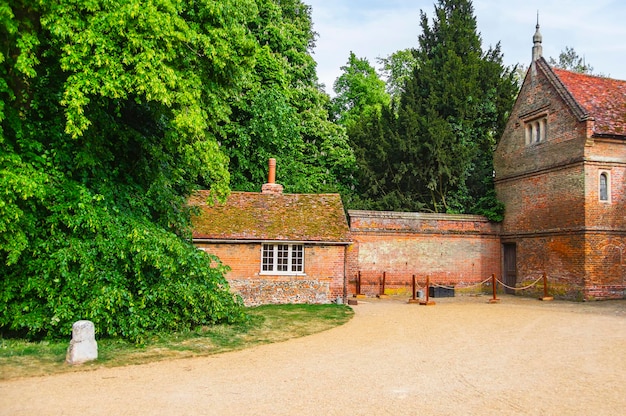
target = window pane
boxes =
[277,245,289,271]
[600,173,608,201]
[291,245,303,272]
[262,244,273,271]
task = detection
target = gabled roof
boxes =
[189,191,351,244]
[548,63,626,137]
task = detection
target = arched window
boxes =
[599,172,610,202]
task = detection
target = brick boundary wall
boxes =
[347,210,502,297]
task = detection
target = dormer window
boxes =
[525,116,547,145]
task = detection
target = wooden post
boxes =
[355,271,365,299]
[409,274,419,304]
[540,272,554,301]
[420,276,436,305]
[488,273,500,303]
[377,271,388,298]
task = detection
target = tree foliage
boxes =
[1,0,258,342]
[548,46,594,74]
[331,52,390,130]
[220,0,356,195]
[377,48,418,106]
[346,0,516,218]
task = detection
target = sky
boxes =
[305,0,626,95]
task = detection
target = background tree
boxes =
[221,0,357,195]
[330,52,392,208]
[548,46,594,74]
[378,0,517,216]
[377,48,418,108]
[1,0,259,342]
[331,52,390,129]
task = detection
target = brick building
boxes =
[493,23,626,300]
[190,159,351,306]
[192,27,625,304]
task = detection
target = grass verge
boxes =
[0,303,353,381]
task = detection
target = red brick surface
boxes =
[495,59,626,300]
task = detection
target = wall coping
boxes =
[348,210,491,223]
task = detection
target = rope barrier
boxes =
[431,275,493,290]
[354,272,551,301]
[496,275,544,291]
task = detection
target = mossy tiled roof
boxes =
[552,67,626,137]
[189,190,351,243]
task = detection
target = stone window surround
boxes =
[261,243,305,275]
[599,170,611,202]
[524,115,548,145]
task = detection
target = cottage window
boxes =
[262,244,304,274]
[599,171,610,202]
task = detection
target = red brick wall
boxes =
[348,211,501,296]
[495,64,626,300]
[195,242,346,306]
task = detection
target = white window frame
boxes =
[599,170,611,203]
[261,243,305,275]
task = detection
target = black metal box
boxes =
[429,286,455,297]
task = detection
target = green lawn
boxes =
[0,304,353,380]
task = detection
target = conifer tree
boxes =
[386,0,516,216]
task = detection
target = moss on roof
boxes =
[189,191,351,243]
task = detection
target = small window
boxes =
[524,116,547,145]
[262,244,305,274]
[599,172,610,202]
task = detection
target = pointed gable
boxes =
[189,191,351,244]
[551,67,626,137]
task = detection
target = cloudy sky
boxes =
[305,0,626,94]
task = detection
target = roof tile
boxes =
[189,191,352,243]
[552,68,626,136]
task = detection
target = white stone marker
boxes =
[66,320,98,365]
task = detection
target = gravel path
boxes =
[1,295,625,415]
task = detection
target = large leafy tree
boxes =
[382,0,516,216]
[331,52,390,130]
[221,0,356,195]
[1,0,258,342]
[329,52,392,208]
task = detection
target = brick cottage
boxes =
[191,27,625,303]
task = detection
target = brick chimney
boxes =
[261,158,284,194]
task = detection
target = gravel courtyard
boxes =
[1,295,625,415]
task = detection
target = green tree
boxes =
[331,52,390,130]
[221,0,356,195]
[377,48,418,106]
[548,46,594,74]
[384,0,516,217]
[1,0,256,342]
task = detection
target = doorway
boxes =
[503,243,517,295]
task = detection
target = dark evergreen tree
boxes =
[385,0,516,216]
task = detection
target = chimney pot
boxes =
[262,158,283,194]
[268,158,276,184]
